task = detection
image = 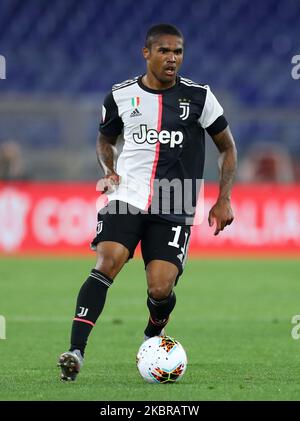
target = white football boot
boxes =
[57,349,84,381]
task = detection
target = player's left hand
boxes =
[208,198,234,236]
[97,172,121,194]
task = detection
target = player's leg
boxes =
[58,241,129,381]
[58,201,142,381]
[141,221,190,339]
[144,259,178,338]
[69,241,129,356]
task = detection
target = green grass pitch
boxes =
[1,256,300,401]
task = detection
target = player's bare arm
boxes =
[96,132,120,192]
[208,126,237,235]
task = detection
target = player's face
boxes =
[143,35,184,87]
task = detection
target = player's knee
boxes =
[146,261,178,298]
[148,284,173,301]
[147,266,177,300]
[95,254,120,280]
[95,242,129,279]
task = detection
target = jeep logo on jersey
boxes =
[133,125,183,148]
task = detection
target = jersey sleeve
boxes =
[198,86,225,129]
[99,92,124,136]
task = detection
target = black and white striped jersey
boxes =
[99,75,228,224]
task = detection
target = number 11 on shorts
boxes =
[168,226,189,254]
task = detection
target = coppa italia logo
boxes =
[0,55,6,79]
[133,124,183,148]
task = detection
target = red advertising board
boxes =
[0,182,299,256]
[191,183,300,257]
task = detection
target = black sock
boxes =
[144,291,176,337]
[69,269,113,356]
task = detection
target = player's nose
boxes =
[166,52,176,62]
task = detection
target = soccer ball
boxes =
[136,335,187,383]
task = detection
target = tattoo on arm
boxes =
[211,126,237,200]
[96,133,118,175]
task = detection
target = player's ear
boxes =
[142,47,150,60]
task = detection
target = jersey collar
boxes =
[138,75,180,94]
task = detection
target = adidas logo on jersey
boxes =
[130,108,142,117]
[133,124,183,148]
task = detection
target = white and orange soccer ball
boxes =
[136,336,187,383]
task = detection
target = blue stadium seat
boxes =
[1,0,299,103]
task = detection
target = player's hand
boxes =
[208,198,234,236]
[97,172,121,193]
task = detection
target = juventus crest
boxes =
[77,307,88,317]
[179,100,190,120]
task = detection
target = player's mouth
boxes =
[164,66,176,77]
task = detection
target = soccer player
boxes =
[58,24,237,381]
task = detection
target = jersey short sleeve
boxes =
[198,86,224,129]
[99,92,124,136]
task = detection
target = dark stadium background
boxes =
[0,0,300,402]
